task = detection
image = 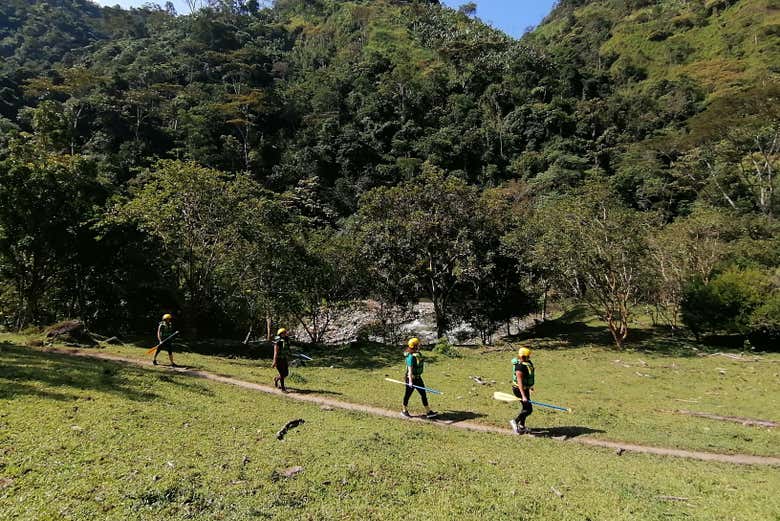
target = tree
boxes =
[682,125,780,217]
[531,182,654,348]
[106,160,261,333]
[647,206,733,328]
[681,267,774,341]
[290,228,365,344]
[357,164,484,338]
[458,3,477,17]
[0,135,104,327]
[453,184,537,343]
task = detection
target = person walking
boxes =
[509,347,534,434]
[273,328,292,392]
[153,313,178,367]
[401,337,437,419]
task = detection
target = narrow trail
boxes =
[45,347,780,467]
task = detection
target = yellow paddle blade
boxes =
[145,345,160,355]
[493,391,520,402]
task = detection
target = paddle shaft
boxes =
[385,378,443,395]
[493,391,570,412]
[147,331,179,354]
[530,400,570,412]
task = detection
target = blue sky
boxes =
[92,0,557,38]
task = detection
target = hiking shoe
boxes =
[152,360,158,366]
[171,363,180,368]
[400,410,411,418]
[425,411,439,419]
[510,419,520,434]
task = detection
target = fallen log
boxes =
[276,418,305,440]
[674,410,777,428]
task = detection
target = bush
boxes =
[748,292,780,351]
[681,267,774,340]
[432,337,461,358]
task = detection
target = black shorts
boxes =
[157,339,174,354]
[276,358,289,378]
[512,386,533,412]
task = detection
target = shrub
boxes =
[748,292,780,351]
[681,267,773,339]
[432,337,461,358]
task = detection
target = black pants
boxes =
[403,376,429,407]
[512,386,533,426]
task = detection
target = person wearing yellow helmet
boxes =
[154,313,178,367]
[273,328,292,392]
[509,347,534,434]
[401,338,438,419]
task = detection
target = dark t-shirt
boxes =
[512,359,534,389]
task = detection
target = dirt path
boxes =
[46,347,780,467]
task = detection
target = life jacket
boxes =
[274,336,292,359]
[512,358,534,389]
[406,351,424,376]
[159,321,175,339]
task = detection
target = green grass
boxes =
[1,341,779,520]
[6,316,780,456]
[6,319,778,459]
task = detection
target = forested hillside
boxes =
[0,0,777,348]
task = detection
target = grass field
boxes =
[29,321,779,459]
[1,339,779,521]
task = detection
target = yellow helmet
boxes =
[518,347,532,358]
[277,328,287,336]
[407,337,420,349]
[162,313,172,321]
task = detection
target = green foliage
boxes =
[106,160,269,333]
[647,205,735,327]
[528,182,655,348]
[681,266,777,342]
[357,164,485,338]
[0,0,777,346]
[749,290,780,350]
[0,136,106,327]
[432,336,460,357]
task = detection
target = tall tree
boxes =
[357,164,484,338]
[531,182,654,348]
[106,160,260,332]
[0,136,104,327]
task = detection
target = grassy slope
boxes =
[5,321,778,458]
[534,0,780,93]
[530,0,780,143]
[1,341,779,520]
[602,0,779,95]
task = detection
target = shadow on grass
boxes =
[299,342,403,370]
[528,426,605,439]
[508,315,707,358]
[288,388,344,396]
[0,341,162,402]
[146,336,405,370]
[436,410,487,423]
[155,372,216,397]
[126,336,275,360]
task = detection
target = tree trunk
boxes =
[433,297,447,339]
[608,321,623,349]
